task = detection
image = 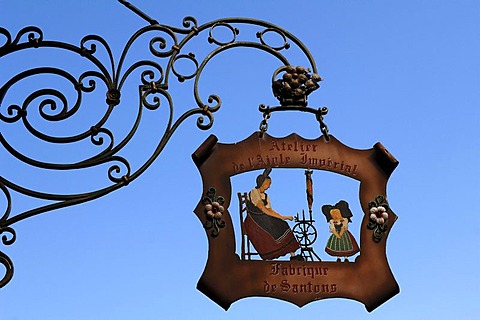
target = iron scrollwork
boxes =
[0,0,319,287]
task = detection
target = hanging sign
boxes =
[192,131,399,311]
[192,66,399,311]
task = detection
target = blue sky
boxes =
[0,1,479,319]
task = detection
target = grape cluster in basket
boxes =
[272,66,322,105]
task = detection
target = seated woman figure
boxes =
[244,168,303,261]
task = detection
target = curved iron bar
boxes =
[258,104,329,139]
[259,104,328,119]
[0,3,320,287]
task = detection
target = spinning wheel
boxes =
[293,216,318,247]
[292,210,321,261]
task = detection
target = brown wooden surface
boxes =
[192,132,399,311]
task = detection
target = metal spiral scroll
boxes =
[0,1,319,287]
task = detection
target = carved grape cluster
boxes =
[202,187,226,237]
[272,66,322,106]
[367,195,390,242]
[205,201,225,220]
[369,205,388,225]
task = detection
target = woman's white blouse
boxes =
[249,188,272,208]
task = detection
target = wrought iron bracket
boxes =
[0,1,321,288]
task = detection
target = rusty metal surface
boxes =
[192,132,399,311]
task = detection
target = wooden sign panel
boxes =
[192,132,399,311]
